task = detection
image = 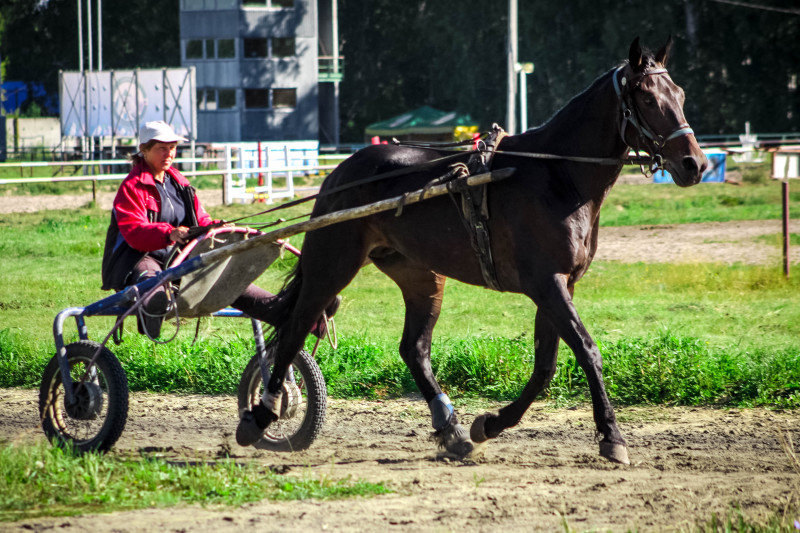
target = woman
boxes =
[101,120,337,337]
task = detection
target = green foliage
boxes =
[0,0,179,106]
[0,442,390,521]
[696,507,800,533]
[6,327,796,408]
[2,0,799,134]
[336,1,800,140]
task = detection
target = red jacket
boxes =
[113,161,214,252]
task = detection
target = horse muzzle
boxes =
[663,138,708,187]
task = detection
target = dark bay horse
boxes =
[237,37,708,464]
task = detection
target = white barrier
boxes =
[0,148,350,205]
[219,141,319,204]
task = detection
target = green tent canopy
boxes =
[364,106,479,143]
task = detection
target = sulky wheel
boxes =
[39,340,129,453]
[237,347,326,452]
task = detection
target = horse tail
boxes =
[265,262,304,337]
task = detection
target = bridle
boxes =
[613,64,694,176]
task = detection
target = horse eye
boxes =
[642,96,656,107]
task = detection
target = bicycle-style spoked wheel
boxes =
[237,348,326,452]
[39,340,129,453]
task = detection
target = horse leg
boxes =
[534,275,628,463]
[373,254,474,458]
[477,274,628,464]
[471,307,559,441]
[236,229,366,446]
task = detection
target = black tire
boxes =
[39,340,129,453]
[237,348,326,451]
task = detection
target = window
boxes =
[272,38,295,58]
[198,89,238,111]
[242,0,294,7]
[218,89,236,109]
[272,88,296,108]
[186,40,203,59]
[217,39,235,58]
[244,38,268,58]
[183,0,205,10]
[244,89,269,109]
[185,39,236,60]
[243,88,296,109]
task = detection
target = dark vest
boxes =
[100,177,200,291]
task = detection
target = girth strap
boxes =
[447,124,507,292]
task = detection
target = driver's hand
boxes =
[169,226,191,245]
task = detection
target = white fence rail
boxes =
[0,148,350,205]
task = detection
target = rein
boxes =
[225,64,692,226]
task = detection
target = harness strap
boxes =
[449,124,506,291]
[445,166,502,291]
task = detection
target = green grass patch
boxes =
[602,178,800,226]
[0,442,389,521]
[756,233,800,247]
[694,507,800,533]
[3,328,797,408]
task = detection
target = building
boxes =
[179,0,342,145]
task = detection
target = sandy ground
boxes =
[1,388,799,532]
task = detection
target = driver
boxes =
[101,120,339,337]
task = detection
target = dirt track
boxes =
[1,388,799,532]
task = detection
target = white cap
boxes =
[138,121,187,145]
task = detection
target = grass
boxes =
[5,327,797,407]
[0,441,389,521]
[0,169,799,408]
[757,233,800,247]
[602,182,800,226]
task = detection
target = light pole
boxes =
[97,0,103,71]
[506,0,517,135]
[517,62,534,132]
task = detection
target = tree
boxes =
[0,0,179,116]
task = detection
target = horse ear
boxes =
[628,37,643,70]
[655,34,673,66]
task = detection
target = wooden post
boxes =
[782,180,790,278]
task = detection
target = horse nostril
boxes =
[682,156,701,174]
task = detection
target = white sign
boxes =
[60,68,196,139]
[772,151,800,179]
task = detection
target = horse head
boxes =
[618,36,708,186]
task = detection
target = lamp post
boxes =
[506,0,517,135]
[517,62,534,132]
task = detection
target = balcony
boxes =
[318,56,344,82]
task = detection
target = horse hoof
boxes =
[434,422,474,459]
[599,441,630,465]
[470,413,492,443]
[235,402,273,447]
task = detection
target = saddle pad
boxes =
[171,228,281,317]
